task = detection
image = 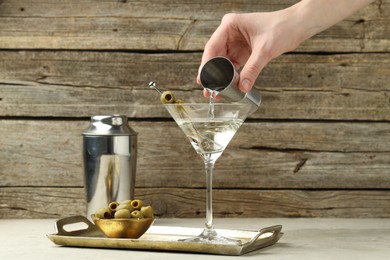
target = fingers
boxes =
[197,39,224,85]
[197,39,225,85]
[198,12,269,94]
[201,17,231,64]
[197,18,231,84]
[238,50,267,93]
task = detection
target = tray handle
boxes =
[55,215,100,236]
[246,225,282,246]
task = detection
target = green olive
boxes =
[120,200,132,205]
[160,91,175,104]
[140,205,154,218]
[131,210,144,219]
[95,207,112,219]
[108,201,119,213]
[114,209,131,219]
[131,199,143,210]
[116,203,134,212]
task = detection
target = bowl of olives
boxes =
[91,199,154,239]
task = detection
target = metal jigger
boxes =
[200,56,261,107]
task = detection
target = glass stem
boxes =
[204,161,215,232]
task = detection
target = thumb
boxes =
[238,52,266,93]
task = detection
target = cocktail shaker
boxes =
[82,115,137,217]
[200,56,261,107]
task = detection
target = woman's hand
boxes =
[198,0,375,93]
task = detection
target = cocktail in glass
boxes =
[164,101,257,244]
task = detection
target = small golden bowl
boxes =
[91,215,154,239]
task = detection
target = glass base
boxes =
[179,228,241,245]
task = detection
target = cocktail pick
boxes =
[149,81,176,104]
[148,81,162,94]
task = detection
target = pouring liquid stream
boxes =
[207,89,218,119]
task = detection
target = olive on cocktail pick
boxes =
[160,91,176,104]
[148,81,177,104]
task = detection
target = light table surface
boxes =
[1,218,390,259]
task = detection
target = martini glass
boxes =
[164,102,257,244]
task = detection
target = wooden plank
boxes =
[1,187,390,218]
[1,120,389,189]
[0,0,388,51]
[0,0,301,18]
[1,0,387,19]
[0,51,389,120]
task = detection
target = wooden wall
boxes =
[0,0,389,219]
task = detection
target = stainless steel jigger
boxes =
[200,56,261,107]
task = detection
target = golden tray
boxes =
[47,215,283,256]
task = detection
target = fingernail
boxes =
[241,79,252,93]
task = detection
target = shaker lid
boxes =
[82,115,137,136]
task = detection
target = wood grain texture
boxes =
[0,0,388,51]
[1,187,390,218]
[0,0,389,219]
[0,51,389,120]
[1,120,389,189]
